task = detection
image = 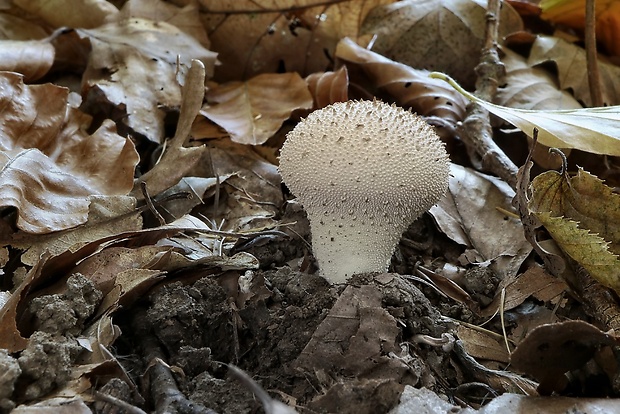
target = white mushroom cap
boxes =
[279,100,449,283]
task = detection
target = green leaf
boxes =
[429,72,620,156]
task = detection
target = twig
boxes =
[458,0,518,190]
[585,0,603,107]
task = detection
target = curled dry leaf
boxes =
[432,72,620,156]
[361,0,523,89]
[203,0,392,81]
[335,37,468,125]
[201,72,313,145]
[0,72,139,234]
[78,18,218,143]
[540,0,620,57]
[13,0,119,29]
[118,0,210,47]
[0,40,55,82]
[498,48,583,111]
[511,320,619,394]
[529,164,620,294]
[305,66,349,109]
[529,35,620,106]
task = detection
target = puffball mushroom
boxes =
[279,100,450,284]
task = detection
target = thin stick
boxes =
[458,0,519,189]
[585,0,603,107]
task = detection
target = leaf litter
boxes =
[2,0,620,413]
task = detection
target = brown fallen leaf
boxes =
[335,37,468,125]
[201,72,313,145]
[13,0,119,29]
[0,72,139,234]
[204,0,392,82]
[0,40,55,82]
[78,18,217,143]
[528,35,620,106]
[305,66,349,109]
[511,320,619,394]
[361,0,523,89]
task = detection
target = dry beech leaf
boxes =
[335,37,468,124]
[118,0,210,47]
[0,40,55,82]
[201,73,313,145]
[78,18,218,143]
[529,35,620,106]
[529,165,620,294]
[430,164,532,279]
[498,48,583,111]
[0,13,49,40]
[432,72,620,156]
[305,66,349,109]
[11,196,142,267]
[497,48,582,169]
[203,0,392,82]
[361,0,523,89]
[14,0,119,29]
[134,60,207,198]
[540,0,620,56]
[0,72,139,234]
[511,320,619,394]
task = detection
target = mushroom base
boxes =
[309,215,409,284]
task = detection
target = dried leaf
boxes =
[361,0,523,89]
[134,60,207,198]
[201,73,313,145]
[204,0,392,81]
[0,73,139,233]
[78,18,217,143]
[0,40,55,82]
[511,320,619,394]
[432,72,620,156]
[14,0,119,29]
[305,67,349,109]
[529,35,620,106]
[540,0,620,56]
[498,48,583,111]
[335,37,468,124]
[430,164,532,279]
[529,166,620,293]
[11,195,142,266]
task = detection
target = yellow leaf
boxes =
[529,166,620,293]
[430,72,620,156]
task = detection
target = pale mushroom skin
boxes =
[279,100,450,283]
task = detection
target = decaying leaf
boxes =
[432,72,620,156]
[0,72,139,234]
[511,320,619,394]
[498,48,583,111]
[361,0,523,89]
[430,164,532,279]
[201,72,313,145]
[78,18,217,143]
[528,35,620,106]
[529,164,620,294]
[13,0,119,29]
[540,0,620,56]
[0,40,55,82]
[305,66,349,109]
[203,0,392,82]
[335,37,468,124]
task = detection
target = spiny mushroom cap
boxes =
[279,100,450,283]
